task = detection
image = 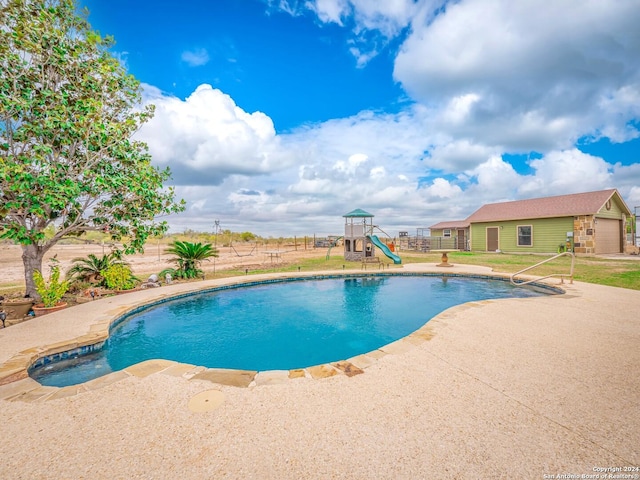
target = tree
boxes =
[161,241,218,279]
[240,231,256,242]
[0,0,185,298]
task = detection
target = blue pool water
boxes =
[30,275,552,387]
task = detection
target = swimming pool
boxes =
[29,274,555,387]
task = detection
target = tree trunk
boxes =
[22,243,48,301]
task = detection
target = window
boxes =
[517,225,532,246]
[443,229,451,238]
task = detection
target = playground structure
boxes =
[325,236,343,259]
[342,209,401,264]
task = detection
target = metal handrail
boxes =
[510,251,575,286]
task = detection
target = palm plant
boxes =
[67,253,129,286]
[160,241,218,279]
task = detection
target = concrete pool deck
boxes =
[0,263,638,479]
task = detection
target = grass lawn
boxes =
[2,249,638,296]
[219,251,640,291]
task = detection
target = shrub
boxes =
[67,253,129,286]
[33,266,70,307]
[101,264,138,291]
[161,241,217,279]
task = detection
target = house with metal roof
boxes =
[431,189,632,255]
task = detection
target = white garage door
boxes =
[595,218,621,254]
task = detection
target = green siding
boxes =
[471,217,574,253]
[431,228,467,237]
[431,228,457,237]
[596,196,625,220]
[470,225,488,252]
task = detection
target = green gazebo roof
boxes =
[343,208,374,218]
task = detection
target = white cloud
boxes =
[181,48,210,67]
[305,0,417,36]
[137,87,459,234]
[370,165,386,179]
[311,0,350,25]
[348,0,420,38]
[626,186,640,208]
[426,140,498,172]
[137,0,640,236]
[608,162,640,208]
[424,178,462,199]
[272,0,419,65]
[137,84,292,186]
[520,149,613,195]
[137,82,638,236]
[335,153,369,175]
[467,155,522,198]
[597,86,640,143]
[442,93,480,125]
[394,0,640,149]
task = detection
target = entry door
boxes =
[487,227,499,252]
[457,229,466,250]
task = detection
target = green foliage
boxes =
[67,253,128,285]
[162,230,267,246]
[161,241,217,279]
[33,266,69,307]
[101,264,137,291]
[43,225,56,240]
[0,0,185,297]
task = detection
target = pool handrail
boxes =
[510,251,575,286]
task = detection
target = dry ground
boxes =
[0,242,328,293]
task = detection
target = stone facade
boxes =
[573,215,596,254]
[625,244,640,254]
[344,247,364,262]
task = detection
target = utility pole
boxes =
[213,220,220,274]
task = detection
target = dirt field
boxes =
[0,242,329,293]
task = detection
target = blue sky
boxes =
[80,0,640,236]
